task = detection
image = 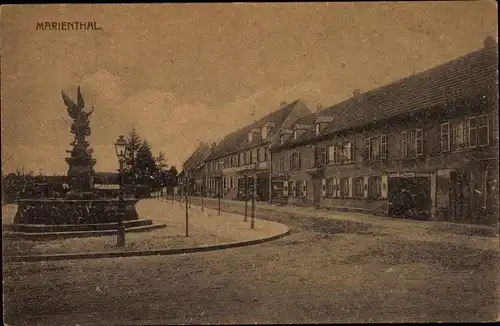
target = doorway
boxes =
[312,177,322,207]
[388,177,432,220]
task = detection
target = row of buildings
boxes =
[181,36,498,226]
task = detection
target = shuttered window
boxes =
[326,178,334,197]
[340,178,349,198]
[441,122,450,152]
[478,114,489,146]
[380,135,387,159]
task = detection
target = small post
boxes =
[251,174,256,229]
[218,180,221,216]
[244,176,248,222]
[201,185,204,211]
[185,192,189,237]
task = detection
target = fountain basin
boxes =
[14,198,139,225]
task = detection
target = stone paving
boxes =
[3,197,498,325]
[187,196,499,251]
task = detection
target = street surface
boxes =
[3,198,499,324]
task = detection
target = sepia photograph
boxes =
[1,2,499,325]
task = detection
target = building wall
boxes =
[205,143,271,200]
[271,93,498,224]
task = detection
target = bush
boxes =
[133,184,151,199]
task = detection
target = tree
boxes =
[168,166,178,177]
[155,151,168,171]
[134,140,158,186]
[168,166,179,187]
[124,128,142,178]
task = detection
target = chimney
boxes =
[316,103,323,112]
[352,89,365,104]
[484,35,497,49]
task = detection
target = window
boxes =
[258,148,265,162]
[279,157,285,172]
[280,135,285,144]
[468,117,477,148]
[449,115,490,150]
[402,129,423,157]
[230,177,233,188]
[364,138,371,162]
[262,127,268,139]
[294,181,301,198]
[478,114,489,146]
[327,145,333,163]
[415,129,423,156]
[343,142,353,163]
[290,152,301,170]
[293,130,298,140]
[315,123,320,135]
[223,177,227,189]
[326,178,335,197]
[453,121,466,149]
[332,145,341,164]
[340,178,349,198]
[441,122,450,152]
[380,135,387,159]
[354,177,364,197]
[315,146,326,166]
[264,147,269,162]
[365,135,385,161]
[368,176,382,199]
[370,137,379,160]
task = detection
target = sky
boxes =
[1,2,498,175]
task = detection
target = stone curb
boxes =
[3,228,291,263]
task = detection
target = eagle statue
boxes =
[61,86,94,121]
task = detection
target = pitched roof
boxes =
[207,99,303,160]
[183,142,212,172]
[273,40,498,151]
[269,112,318,149]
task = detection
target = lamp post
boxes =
[114,135,128,247]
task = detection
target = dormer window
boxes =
[261,122,275,139]
[248,132,253,143]
[293,130,298,140]
[261,127,268,139]
[314,116,333,136]
[280,134,285,144]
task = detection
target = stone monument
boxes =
[62,86,97,199]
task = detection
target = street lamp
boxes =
[114,135,128,247]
